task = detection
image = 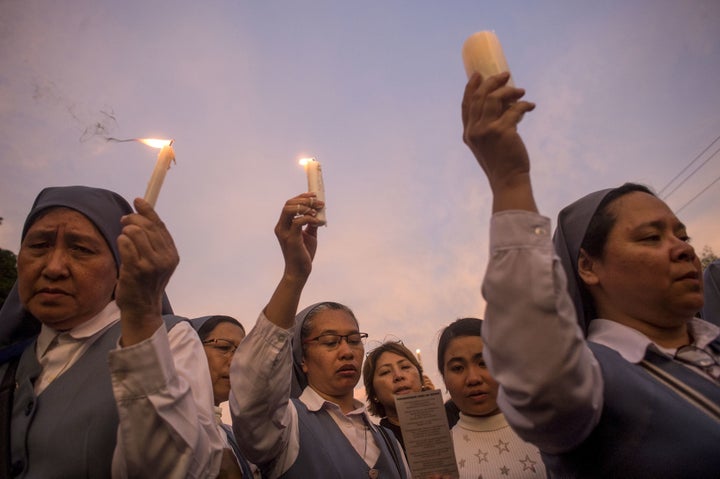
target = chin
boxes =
[464,405,501,417]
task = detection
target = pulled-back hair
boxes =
[196,315,245,341]
[437,317,483,375]
[581,183,655,259]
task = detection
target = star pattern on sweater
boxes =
[520,454,538,473]
[458,458,466,469]
[463,434,471,442]
[474,449,489,463]
[500,465,510,475]
[494,438,510,454]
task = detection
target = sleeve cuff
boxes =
[109,324,174,399]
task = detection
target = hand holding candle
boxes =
[141,139,175,208]
[462,31,513,86]
[299,157,326,225]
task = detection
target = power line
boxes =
[661,146,720,200]
[674,173,720,215]
[658,133,720,197]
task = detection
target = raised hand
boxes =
[462,72,537,213]
[116,197,179,345]
[264,193,325,329]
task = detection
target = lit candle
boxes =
[415,348,423,366]
[461,31,514,86]
[140,139,175,208]
[299,157,326,225]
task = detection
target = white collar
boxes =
[299,385,368,416]
[36,301,120,356]
[587,317,720,363]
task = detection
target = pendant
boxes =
[368,468,379,479]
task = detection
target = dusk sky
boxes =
[2,0,719,393]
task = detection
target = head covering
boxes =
[552,188,612,335]
[701,260,720,327]
[291,303,322,398]
[190,316,213,336]
[0,186,173,362]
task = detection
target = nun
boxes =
[192,314,255,478]
[228,193,409,479]
[0,185,223,478]
[461,71,720,477]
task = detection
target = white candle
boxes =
[142,140,175,208]
[300,157,326,225]
[415,348,422,366]
[461,31,514,86]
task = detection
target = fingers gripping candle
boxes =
[462,31,514,86]
[299,157,327,225]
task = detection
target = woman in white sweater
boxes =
[438,318,546,479]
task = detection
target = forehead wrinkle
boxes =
[26,209,105,238]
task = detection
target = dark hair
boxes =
[580,183,655,259]
[299,301,358,344]
[196,315,245,341]
[437,317,483,375]
[362,341,423,417]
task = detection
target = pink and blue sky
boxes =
[2,0,719,390]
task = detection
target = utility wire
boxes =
[675,173,720,215]
[661,146,720,200]
[658,133,720,197]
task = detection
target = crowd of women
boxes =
[1,71,719,478]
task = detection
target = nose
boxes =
[392,367,406,383]
[42,245,70,279]
[671,237,696,263]
[466,364,485,386]
[337,339,355,359]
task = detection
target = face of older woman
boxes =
[372,351,423,414]
[581,192,703,330]
[17,208,118,331]
[202,322,246,406]
[301,308,363,401]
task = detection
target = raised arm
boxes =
[462,74,603,453]
[111,198,224,477]
[229,193,324,473]
[461,72,537,213]
[115,197,179,345]
[264,193,324,328]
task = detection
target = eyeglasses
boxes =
[674,345,720,383]
[202,338,238,357]
[303,332,368,350]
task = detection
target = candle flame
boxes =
[416,349,421,355]
[298,157,316,166]
[139,138,174,149]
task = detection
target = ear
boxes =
[577,248,600,287]
[301,359,308,374]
